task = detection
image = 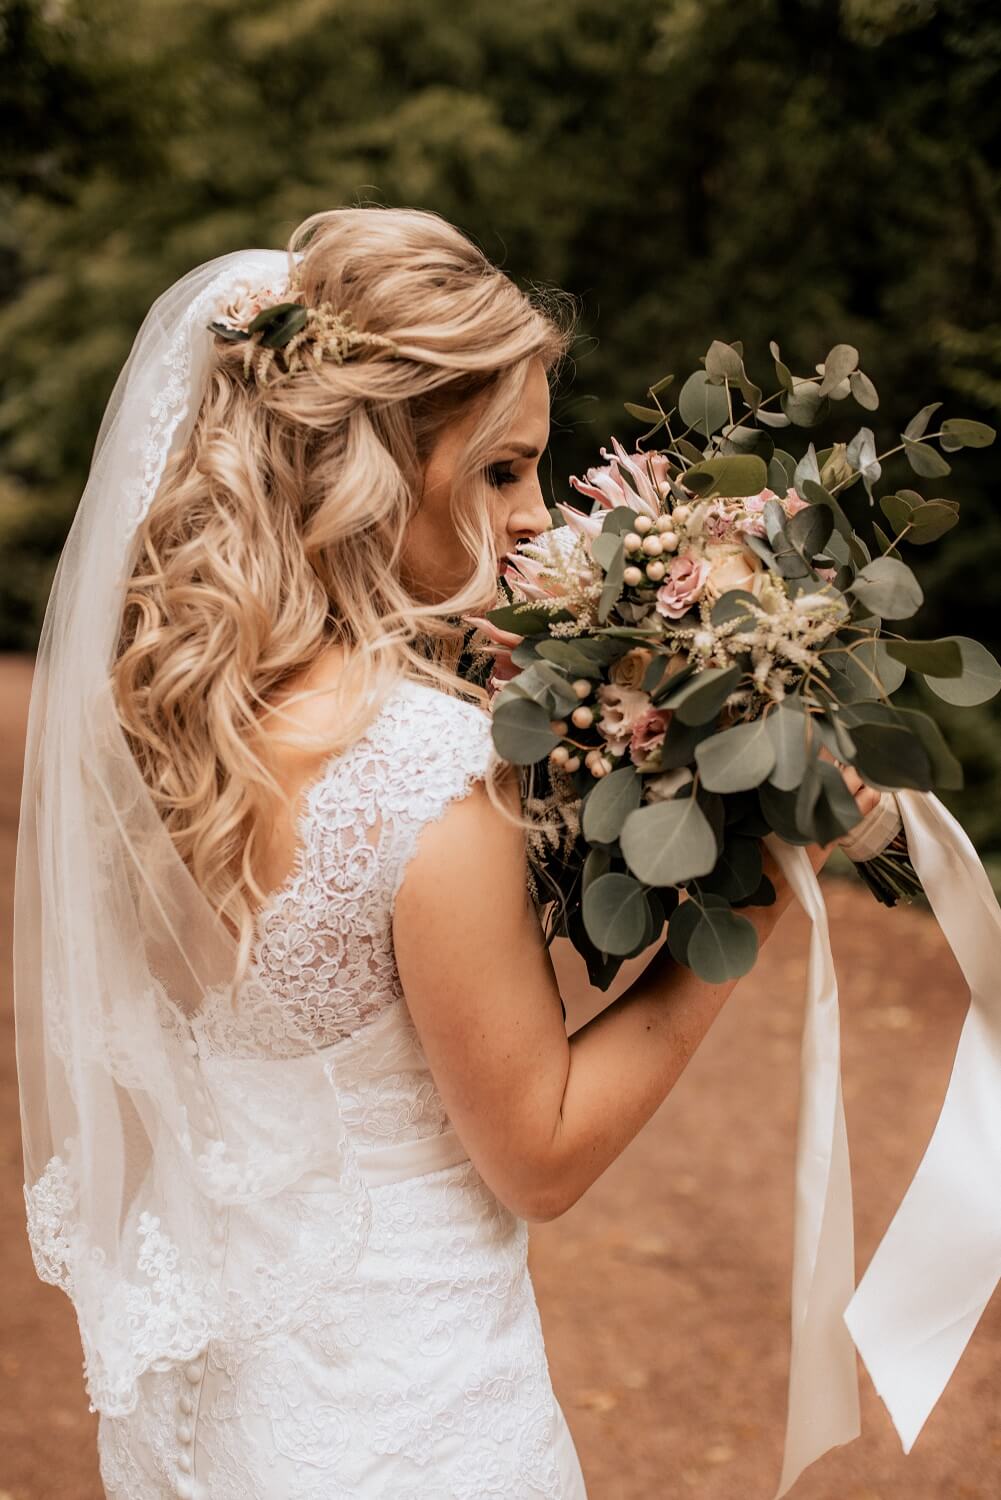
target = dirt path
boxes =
[0,652,997,1499]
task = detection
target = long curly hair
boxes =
[110,205,578,986]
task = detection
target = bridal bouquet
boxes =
[463,340,1000,990]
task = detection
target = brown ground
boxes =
[0,650,997,1500]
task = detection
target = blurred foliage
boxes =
[1,0,999,857]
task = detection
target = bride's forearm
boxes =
[539,858,799,1220]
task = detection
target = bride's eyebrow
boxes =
[499,442,543,458]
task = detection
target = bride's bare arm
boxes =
[393,765,868,1224]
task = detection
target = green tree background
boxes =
[2,0,999,866]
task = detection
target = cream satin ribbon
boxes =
[764,789,1001,1496]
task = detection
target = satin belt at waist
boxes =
[296,1126,472,1190]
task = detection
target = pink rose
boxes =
[654,555,711,620]
[629,706,671,765]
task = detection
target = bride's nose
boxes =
[506,483,552,547]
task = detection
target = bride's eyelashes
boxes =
[485,462,519,488]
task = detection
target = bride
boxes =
[14,204,881,1499]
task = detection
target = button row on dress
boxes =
[175,1352,205,1499]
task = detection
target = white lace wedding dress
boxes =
[95,676,589,1500]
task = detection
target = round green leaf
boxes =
[582,873,651,956]
[883,638,962,678]
[766,700,809,789]
[620,796,719,886]
[662,665,742,725]
[847,557,924,619]
[922,636,1001,706]
[694,719,776,793]
[850,370,879,410]
[939,418,996,450]
[681,454,768,500]
[678,369,730,437]
[582,766,643,844]
[687,904,759,982]
[844,719,933,790]
[902,438,951,478]
[817,343,859,397]
[490,696,559,765]
[906,501,960,544]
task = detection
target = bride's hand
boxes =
[809,746,882,871]
[759,749,884,902]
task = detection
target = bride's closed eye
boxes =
[485,462,519,488]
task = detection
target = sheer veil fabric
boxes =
[13,248,376,1418]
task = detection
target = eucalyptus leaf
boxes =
[839,707,933,789]
[656,714,716,767]
[781,380,828,427]
[788,501,834,560]
[903,438,951,478]
[939,417,996,450]
[591,531,623,570]
[906,501,960,544]
[598,538,625,623]
[813,759,865,842]
[694,719,776,792]
[696,835,763,902]
[582,872,651,956]
[582,765,643,844]
[872,522,901,559]
[486,602,571,635]
[681,454,768,499]
[582,846,612,892]
[601,505,643,535]
[817,343,859,398]
[663,664,743,725]
[891,706,963,790]
[620,796,719,886]
[902,401,942,441]
[879,491,918,533]
[922,636,1001,706]
[666,892,725,965]
[624,402,666,428]
[800,478,853,540]
[765,699,809,790]
[710,589,759,629]
[849,369,879,410]
[687,904,759,982]
[883,638,963,677]
[490,696,560,765]
[758,782,813,844]
[678,369,730,437]
[769,341,794,392]
[848,557,923,618]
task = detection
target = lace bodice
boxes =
[183,674,499,1067]
[241,675,498,1048]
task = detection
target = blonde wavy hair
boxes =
[111,205,579,986]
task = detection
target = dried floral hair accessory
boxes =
[207,277,401,385]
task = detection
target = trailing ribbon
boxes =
[764,790,1001,1495]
